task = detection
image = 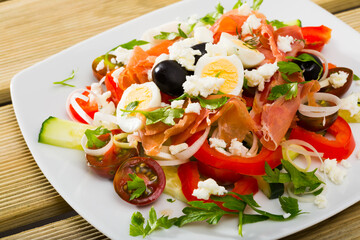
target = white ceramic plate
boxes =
[11,0,360,239]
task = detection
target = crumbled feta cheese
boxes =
[314,194,327,209]
[160,102,170,107]
[183,75,225,97]
[111,67,124,86]
[89,83,115,115]
[205,43,228,57]
[237,3,252,16]
[110,58,117,64]
[168,38,200,71]
[194,26,213,43]
[327,71,349,88]
[169,143,189,155]
[244,62,279,91]
[277,35,294,53]
[283,213,291,219]
[113,47,133,65]
[209,137,227,149]
[192,178,228,200]
[320,158,347,184]
[185,102,201,114]
[215,147,231,156]
[96,59,105,71]
[170,100,185,109]
[229,138,249,156]
[241,15,262,36]
[340,160,351,168]
[340,93,360,117]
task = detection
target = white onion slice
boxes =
[66,89,94,125]
[300,49,328,82]
[154,151,178,160]
[81,133,114,156]
[284,144,312,172]
[155,158,190,166]
[175,127,210,160]
[298,92,341,118]
[246,133,259,157]
[281,139,324,162]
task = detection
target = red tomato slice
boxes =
[69,91,98,124]
[178,161,200,201]
[301,25,332,52]
[105,71,123,106]
[232,176,258,196]
[289,116,355,161]
[197,161,243,186]
[187,132,282,176]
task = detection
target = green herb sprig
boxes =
[53,70,76,87]
[84,127,111,148]
[127,173,147,201]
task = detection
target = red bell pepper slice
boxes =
[69,91,98,124]
[187,132,282,176]
[178,162,258,203]
[301,25,332,52]
[289,116,355,161]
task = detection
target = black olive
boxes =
[152,60,191,97]
[293,54,323,81]
[191,42,207,64]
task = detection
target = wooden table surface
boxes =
[0,0,359,239]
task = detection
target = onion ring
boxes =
[298,92,341,118]
[175,127,210,160]
[81,133,114,156]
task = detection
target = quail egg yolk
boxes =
[124,86,153,110]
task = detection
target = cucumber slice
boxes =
[38,116,95,150]
[284,19,302,27]
[255,175,285,199]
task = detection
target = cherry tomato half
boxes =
[86,130,138,179]
[92,54,124,81]
[320,67,353,98]
[113,157,165,205]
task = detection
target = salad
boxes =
[38,0,360,237]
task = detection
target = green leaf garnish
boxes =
[171,93,229,110]
[277,61,303,76]
[268,82,299,101]
[53,70,76,87]
[353,74,360,81]
[177,24,188,38]
[199,3,224,25]
[233,0,243,9]
[215,71,223,78]
[252,0,263,10]
[119,39,149,50]
[84,127,111,148]
[154,24,188,40]
[127,173,146,201]
[215,2,224,14]
[263,160,324,195]
[286,53,323,80]
[121,101,140,116]
[129,207,178,237]
[167,198,176,203]
[267,19,288,29]
[121,107,184,126]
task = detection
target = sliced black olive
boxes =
[320,67,353,98]
[293,54,323,81]
[152,60,192,97]
[191,42,207,64]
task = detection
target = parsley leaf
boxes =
[268,82,298,100]
[127,173,146,201]
[129,207,178,237]
[287,54,323,80]
[267,19,288,29]
[280,196,302,216]
[199,3,224,25]
[277,61,303,76]
[154,24,188,40]
[233,0,243,9]
[353,74,360,81]
[167,198,176,203]
[197,96,229,110]
[121,101,140,116]
[177,24,188,38]
[252,0,263,10]
[215,2,224,14]
[53,70,76,87]
[119,39,149,50]
[121,107,184,125]
[84,127,111,148]
[263,160,324,195]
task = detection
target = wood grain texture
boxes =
[0,0,360,104]
[0,105,72,232]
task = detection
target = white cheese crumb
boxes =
[340,93,360,117]
[194,26,214,43]
[237,3,252,16]
[205,43,228,57]
[241,15,262,36]
[192,178,228,200]
[229,138,249,156]
[215,147,231,156]
[171,100,185,109]
[209,138,227,149]
[320,158,347,185]
[111,67,124,86]
[244,62,279,91]
[168,38,200,71]
[113,47,133,65]
[340,160,352,168]
[183,75,225,97]
[277,35,294,53]
[95,59,105,71]
[283,213,291,219]
[160,102,170,107]
[327,71,349,88]
[169,143,189,155]
[314,194,327,209]
[185,102,202,114]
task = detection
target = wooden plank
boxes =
[1,215,109,240]
[0,105,73,232]
[0,0,359,104]
[336,8,360,32]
